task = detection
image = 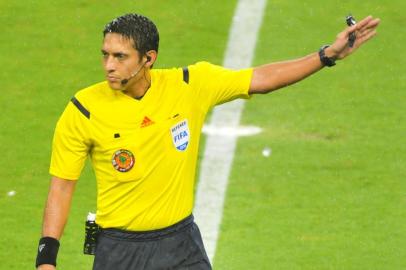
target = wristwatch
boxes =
[318,45,336,67]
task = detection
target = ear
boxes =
[144,50,157,67]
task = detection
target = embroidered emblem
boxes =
[112,149,135,172]
[170,119,190,151]
[140,116,154,128]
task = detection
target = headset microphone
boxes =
[121,56,151,86]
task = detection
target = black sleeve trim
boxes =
[71,97,90,119]
[182,67,189,84]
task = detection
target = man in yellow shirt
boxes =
[36,13,380,270]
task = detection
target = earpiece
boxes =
[120,55,152,86]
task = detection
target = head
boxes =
[101,14,159,90]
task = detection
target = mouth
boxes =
[107,75,120,83]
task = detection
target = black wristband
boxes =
[36,237,60,268]
[318,45,336,67]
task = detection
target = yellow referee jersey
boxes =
[50,61,253,230]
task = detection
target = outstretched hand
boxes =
[330,15,380,60]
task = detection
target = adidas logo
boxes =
[39,244,45,252]
[140,116,154,128]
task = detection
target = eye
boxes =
[116,53,126,60]
[101,51,108,59]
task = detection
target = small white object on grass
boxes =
[262,147,272,157]
[7,190,16,197]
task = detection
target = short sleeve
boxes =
[188,61,253,108]
[49,101,92,180]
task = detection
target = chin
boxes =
[107,81,122,90]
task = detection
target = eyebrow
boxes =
[100,49,129,57]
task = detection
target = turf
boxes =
[214,1,406,269]
[0,0,404,269]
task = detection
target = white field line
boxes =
[193,0,267,263]
[202,124,262,137]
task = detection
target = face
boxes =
[101,33,143,90]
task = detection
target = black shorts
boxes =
[93,215,212,270]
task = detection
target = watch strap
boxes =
[319,45,336,67]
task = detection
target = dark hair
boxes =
[103,14,159,56]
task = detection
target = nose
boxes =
[103,56,116,73]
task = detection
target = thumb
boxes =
[345,24,357,36]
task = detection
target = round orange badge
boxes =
[112,149,135,172]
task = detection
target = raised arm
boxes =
[37,176,77,270]
[249,15,380,94]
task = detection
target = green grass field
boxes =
[0,0,405,269]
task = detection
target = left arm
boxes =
[249,15,380,94]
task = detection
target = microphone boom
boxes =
[121,60,148,86]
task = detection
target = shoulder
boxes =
[152,62,217,83]
[151,67,182,82]
[187,61,221,71]
[61,81,111,120]
[187,61,233,79]
[73,81,113,109]
[74,81,111,102]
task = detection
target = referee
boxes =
[36,13,379,270]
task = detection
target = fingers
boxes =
[344,16,380,36]
[340,16,380,41]
[356,16,380,32]
[333,15,380,59]
[346,24,357,35]
[357,29,378,45]
[364,30,378,42]
[366,18,381,30]
[356,18,380,42]
[356,15,374,30]
[358,28,377,39]
[342,16,380,46]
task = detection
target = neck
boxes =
[123,69,151,99]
